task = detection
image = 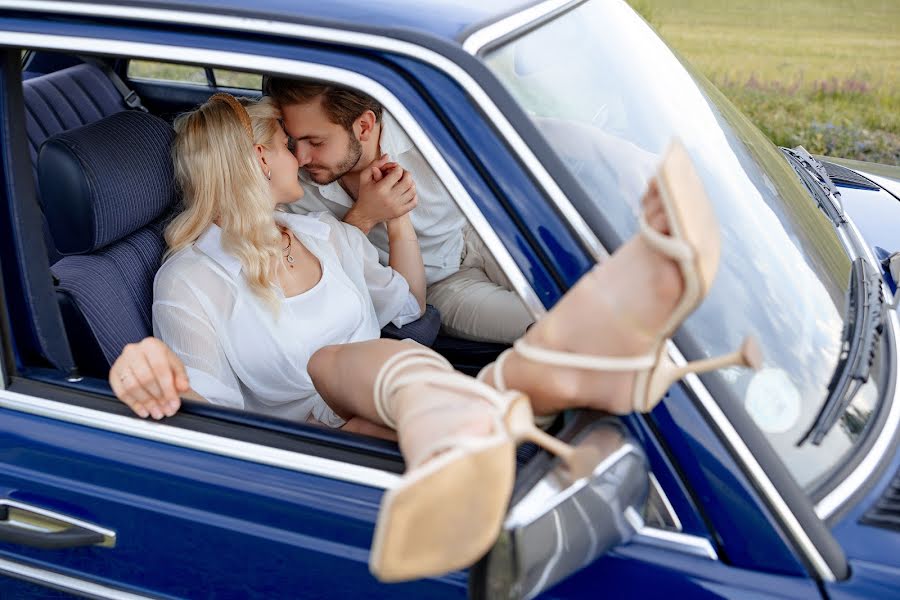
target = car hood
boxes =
[822,157,900,263]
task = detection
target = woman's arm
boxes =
[109,337,206,419]
[386,213,426,314]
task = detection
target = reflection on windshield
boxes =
[486,0,875,488]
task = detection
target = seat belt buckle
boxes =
[124,91,148,112]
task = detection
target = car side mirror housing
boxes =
[471,417,649,600]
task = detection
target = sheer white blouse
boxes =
[152,211,422,427]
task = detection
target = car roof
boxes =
[106,0,537,44]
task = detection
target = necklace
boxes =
[280,228,295,268]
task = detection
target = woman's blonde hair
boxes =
[166,95,286,309]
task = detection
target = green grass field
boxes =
[631,0,900,166]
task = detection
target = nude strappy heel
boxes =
[368,347,592,582]
[503,141,762,414]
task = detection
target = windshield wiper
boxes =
[782,146,846,227]
[798,259,884,445]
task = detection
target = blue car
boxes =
[0,0,899,598]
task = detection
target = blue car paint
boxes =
[0,1,898,598]
[137,0,531,42]
[0,407,467,598]
[839,183,900,263]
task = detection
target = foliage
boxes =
[640,0,900,165]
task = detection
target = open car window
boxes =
[3,49,530,471]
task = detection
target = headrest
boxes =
[37,111,177,255]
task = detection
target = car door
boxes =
[0,15,492,598]
[0,7,589,595]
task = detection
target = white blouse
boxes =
[152,211,422,427]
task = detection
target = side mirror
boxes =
[471,417,649,600]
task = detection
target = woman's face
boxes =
[264,126,304,206]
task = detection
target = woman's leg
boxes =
[311,178,690,430]
[310,339,495,466]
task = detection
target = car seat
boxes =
[37,111,177,377]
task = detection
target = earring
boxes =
[266,168,271,181]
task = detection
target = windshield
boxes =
[485,0,881,489]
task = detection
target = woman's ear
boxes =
[254,143,271,178]
[355,110,378,142]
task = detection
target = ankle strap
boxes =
[513,338,658,371]
[373,348,452,429]
[638,212,693,263]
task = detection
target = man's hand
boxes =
[109,337,190,420]
[344,154,417,234]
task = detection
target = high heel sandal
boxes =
[369,346,592,582]
[494,141,762,414]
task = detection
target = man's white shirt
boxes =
[287,111,466,285]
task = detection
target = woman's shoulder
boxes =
[154,243,230,296]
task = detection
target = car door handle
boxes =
[0,499,116,549]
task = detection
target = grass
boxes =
[630,0,900,166]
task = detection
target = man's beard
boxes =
[305,134,363,185]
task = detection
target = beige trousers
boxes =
[427,226,534,344]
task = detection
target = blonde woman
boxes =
[110,93,759,582]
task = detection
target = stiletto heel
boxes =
[503,394,603,479]
[640,336,763,411]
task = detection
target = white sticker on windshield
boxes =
[745,368,801,434]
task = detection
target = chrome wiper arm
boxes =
[798,259,884,445]
[782,146,846,226]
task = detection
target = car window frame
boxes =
[0,31,547,490]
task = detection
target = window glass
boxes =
[214,69,262,90]
[485,0,873,490]
[128,60,208,85]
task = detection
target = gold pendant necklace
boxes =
[281,229,296,268]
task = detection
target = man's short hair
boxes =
[263,76,383,130]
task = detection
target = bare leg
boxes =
[310,340,495,464]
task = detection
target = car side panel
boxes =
[0,406,465,598]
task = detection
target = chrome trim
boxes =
[817,305,900,519]
[634,527,718,561]
[0,387,400,490]
[0,556,151,599]
[0,498,116,547]
[0,0,607,269]
[674,342,836,581]
[505,443,636,529]
[461,0,582,56]
[647,472,682,532]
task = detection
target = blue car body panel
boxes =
[0,1,898,598]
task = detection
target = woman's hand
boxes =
[344,154,417,234]
[109,337,190,420]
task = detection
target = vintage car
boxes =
[0,0,898,598]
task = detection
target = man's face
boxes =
[280,96,362,185]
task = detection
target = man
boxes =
[264,77,534,343]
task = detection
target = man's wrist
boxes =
[387,215,417,241]
[343,208,375,234]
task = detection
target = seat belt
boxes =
[80,57,148,112]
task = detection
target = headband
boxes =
[208,92,254,141]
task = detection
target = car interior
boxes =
[10,49,552,464]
